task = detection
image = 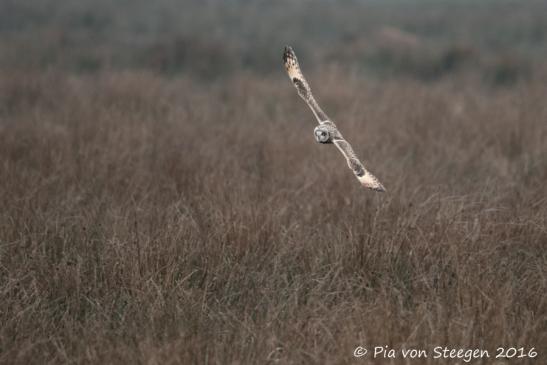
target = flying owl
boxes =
[283,46,386,192]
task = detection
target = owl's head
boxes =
[314,126,332,144]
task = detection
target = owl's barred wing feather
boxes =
[283,46,329,123]
[333,138,386,192]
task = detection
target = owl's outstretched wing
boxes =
[283,46,329,124]
[283,46,385,192]
[332,137,386,192]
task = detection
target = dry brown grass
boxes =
[0,67,546,364]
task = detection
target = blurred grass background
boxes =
[1,0,546,83]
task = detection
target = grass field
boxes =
[1,1,546,364]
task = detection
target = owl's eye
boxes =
[321,132,326,136]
